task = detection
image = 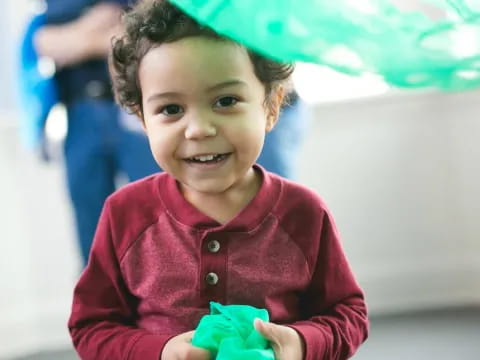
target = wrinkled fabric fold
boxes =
[192,302,275,360]
[171,0,480,90]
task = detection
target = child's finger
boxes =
[185,344,211,360]
[181,330,196,342]
[254,318,280,343]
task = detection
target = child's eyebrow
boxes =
[146,92,181,104]
[146,80,248,104]
[207,80,247,92]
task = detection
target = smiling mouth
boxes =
[184,153,231,164]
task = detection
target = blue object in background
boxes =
[17,12,58,149]
[258,98,308,180]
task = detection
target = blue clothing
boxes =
[18,13,58,149]
[65,100,158,263]
[46,0,130,23]
[258,98,308,179]
[46,0,159,265]
[45,0,130,103]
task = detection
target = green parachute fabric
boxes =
[170,0,480,91]
[191,302,275,360]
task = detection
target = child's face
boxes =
[138,36,278,196]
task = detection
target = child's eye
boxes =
[160,104,184,116]
[214,96,238,108]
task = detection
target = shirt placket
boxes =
[200,232,227,304]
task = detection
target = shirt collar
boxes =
[157,164,281,232]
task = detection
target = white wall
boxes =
[298,89,480,313]
[1,0,31,112]
[1,89,479,357]
[0,115,81,358]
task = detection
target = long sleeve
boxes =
[289,210,369,360]
[68,200,172,360]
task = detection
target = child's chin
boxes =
[191,180,232,195]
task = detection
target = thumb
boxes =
[181,330,196,342]
[254,318,280,343]
[186,344,211,359]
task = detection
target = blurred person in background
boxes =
[33,0,307,267]
[34,0,160,266]
[259,90,307,179]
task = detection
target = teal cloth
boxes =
[170,0,480,91]
[192,302,275,360]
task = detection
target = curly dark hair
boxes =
[110,0,294,115]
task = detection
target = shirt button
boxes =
[205,272,219,286]
[207,240,220,253]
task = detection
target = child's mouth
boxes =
[185,153,230,165]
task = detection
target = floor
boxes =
[9,307,480,360]
[354,307,480,360]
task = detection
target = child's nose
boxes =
[184,115,217,140]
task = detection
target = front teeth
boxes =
[193,154,216,162]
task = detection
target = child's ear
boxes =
[265,87,285,132]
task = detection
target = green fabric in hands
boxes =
[170,0,480,91]
[191,302,275,360]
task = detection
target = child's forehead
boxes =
[138,37,267,105]
[156,36,246,61]
[140,37,257,83]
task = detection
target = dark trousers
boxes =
[64,99,159,265]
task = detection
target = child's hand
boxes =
[161,330,211,360]
[254,319,305,360]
